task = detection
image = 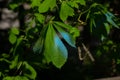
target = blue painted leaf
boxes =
[54,24,75,47]
[105,12,119,28]
[44,24,68,68]
[54,21,79,42]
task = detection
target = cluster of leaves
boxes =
[0,0,120,79]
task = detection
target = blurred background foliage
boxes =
[0,0,120,80]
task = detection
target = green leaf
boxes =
[1,53,10,58]
[3,76,14,80]
[90,18,96,33]
[117,59,120,64]
[86,11,91,21]
[35,13,45,23]
[92,18,96,28]
[54,21,79,40]
[54,24,76,47]
[3,76,29,80]
[67,1,79,8]
[16,36,24,47]
[54,21,72,30]
[33,37,44,54]
[9,3,19,10]
[44,24,68,68]
[0,72,2,77]
[38,0,56,13]
[9,55,19,69]
[60,1,74,21]
[12,36,23,55]
[23,62,37,79]
[9,34,17,44]
[11,27,19,35]
[0,58,11,63]
[33,26,48,54]
[31,0,41,7]
[15,76,29,80]
[69,27,80,39]
[104,23,111,34]
[75,0,86,5]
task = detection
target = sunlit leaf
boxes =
[75,0,86,5]
[3,76,14,80]
[67,1,79,8]
[11,27,19,35]
[60,1,74,21]
[9,55,19,69]
[3,76,29,80]
[54,21,72,30]
[38,0,56,13]
[31,0,41,7]
[16,36,24,47]
[35,13,45,23]
[9,3,18,10]
[9,34,17,44]
[69,27,80,39]
[23,61,37,79]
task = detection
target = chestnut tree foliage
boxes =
[0,0,120,79]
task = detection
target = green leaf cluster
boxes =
[83,3,119,40]
[33,21,79,68]
[9,28,19,44]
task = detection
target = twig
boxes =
[82,43,95,62]
[78,46,83,60]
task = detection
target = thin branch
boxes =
[78,46,83,60]
[82,43,95,62]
